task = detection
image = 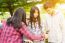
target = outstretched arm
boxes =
[19,22,43,40]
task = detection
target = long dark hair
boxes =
[7,8,26,29]
[30,6,41,28]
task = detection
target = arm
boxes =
[59,14,65,31]
[41,20,48,40]
[19,22,43,40]
[41,19,49,40]
[0,29,2,34]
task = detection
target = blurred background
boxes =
[0,0,65,20]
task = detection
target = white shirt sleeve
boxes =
[59,13,65,31]
[41,19,49,34]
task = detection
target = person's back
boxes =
[0,21,23,43]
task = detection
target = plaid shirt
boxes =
[0,21,43,43]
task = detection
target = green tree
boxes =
[0,0,42,16]
[0,0,27,16]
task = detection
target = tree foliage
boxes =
[0,0,42,16]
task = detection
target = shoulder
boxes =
[22,22,26,26]
[2,20,13,29]
[21,22,27,29]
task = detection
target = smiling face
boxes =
[46,8,53,14]
[34,9,39,18]
[46,8,55,16]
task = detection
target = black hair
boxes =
[7,8,26,29]
[29,6,41,28]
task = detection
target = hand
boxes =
[24,40,33,43]
[45,34,48,39]
[41,34,45,40]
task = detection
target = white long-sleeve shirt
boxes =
[45,12,65,43]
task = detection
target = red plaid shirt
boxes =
[0,21,43,43]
